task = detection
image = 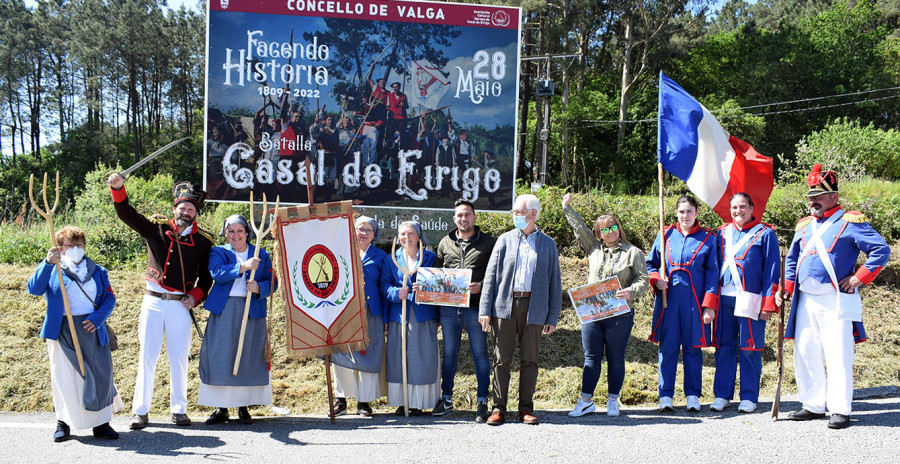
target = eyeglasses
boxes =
[62,242,86,248]
[510,209,531,216]
[356,228,375,235]
[599,224,619,234]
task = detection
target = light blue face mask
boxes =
[513,214,529,230]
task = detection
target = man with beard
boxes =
[107,174,215,429]
[432,199,496,422]
[777,164,889,429]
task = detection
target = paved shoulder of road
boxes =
[1,387,897,464]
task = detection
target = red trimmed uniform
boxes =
[111,185,214,416]
[646,222,719,399]
[784,206,889,416]
[713,219,780,403]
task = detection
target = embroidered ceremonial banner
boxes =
[273,200,367,358]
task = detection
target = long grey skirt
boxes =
[331,311,384,373]
[385,310,439,385]
[199,296,269,386]
[57,314,118,411]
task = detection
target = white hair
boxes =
[515,194,541,221]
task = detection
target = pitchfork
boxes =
[390,237,424,417]
[29,172,86,376]
[233,192,280,376]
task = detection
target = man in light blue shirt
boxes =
[479,194,562,426]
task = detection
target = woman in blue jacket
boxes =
[712,193,780,413]
[27,226,122,442]
[646,196,719,412]
[200,215,273,425]
[331,215,389,416]
[381,221,439,415]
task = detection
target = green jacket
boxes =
[435,225,496,309]
[564,205,648,309]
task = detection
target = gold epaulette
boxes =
[841,211,868,224]
[150,214,169,224]
[795,216,813,230]
[197,227,217,244]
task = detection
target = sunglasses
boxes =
[599,224,619,234]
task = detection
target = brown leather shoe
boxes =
[487,409,505,426]
[519,410,539,425]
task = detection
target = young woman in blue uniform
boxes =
[646,195,719,412]
[711,193,780,413]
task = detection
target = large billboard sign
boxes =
[205,0,521,212]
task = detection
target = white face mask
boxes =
[63,246,85,264]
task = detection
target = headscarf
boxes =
[220,214,254,239]
[355,215,380,240]
[398,220,428,248]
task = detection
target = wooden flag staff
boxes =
[233,191,280,376]
[390,237,423,418]
[658,163,668,307]
[29,172,86,376]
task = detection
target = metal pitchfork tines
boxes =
[233,192,280,376]
[390,237,423,417]
[30,172,86,376]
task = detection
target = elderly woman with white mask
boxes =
[27,226,123,442]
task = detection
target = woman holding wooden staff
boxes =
[27,226,123,442]
[330,215,389,416]
[561,193,648,417]
[199,215,273,425]
[381,221,439,415]
[646,195,719,412]
[711,193,780,414]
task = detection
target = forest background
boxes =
[0,0,899,415]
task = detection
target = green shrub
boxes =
[788,118,900,182]
[0,225,47,265]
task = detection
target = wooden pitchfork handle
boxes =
[233,192,280,376]
[30,172,86,376]
[390,237,424,417]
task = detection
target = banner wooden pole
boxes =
[30,173,85,376]
[771,249,787,420]
[658,163,668,307]
[391,237,423,417]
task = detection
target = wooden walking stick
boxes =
[390,237,424,417]
[771,249,787,419]
[233,191,280,376]
[30,172,86,376]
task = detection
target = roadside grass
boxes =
[2,243,898,417]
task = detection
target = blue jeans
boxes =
[581,313,634,396]
[439,306,490,403]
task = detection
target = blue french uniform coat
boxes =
[646,222,720,347]
[27,259,115,347]
[360,244,388,318]
[784,206,890,342]
[716,219,780,350]
[204,244,273,319]
[381,248,438,323]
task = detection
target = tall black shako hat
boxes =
[805,164,838,197]
[173,181,206,210]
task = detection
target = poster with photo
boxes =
[567,276,630,325]
[415,267,472,307]
[205,0,521,212]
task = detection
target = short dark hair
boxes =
[454,199,475,211]
[676,195,700,211]
[731,192,754,208]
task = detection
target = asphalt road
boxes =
[2,388,897,464]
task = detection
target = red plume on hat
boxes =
[805,163,838,196]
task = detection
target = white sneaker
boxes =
[738,400,757,413]
[710,397,730,412]
[686,396,701,412]
[659,396,674,412]
[568,399,596,417]
[606,398,620,416]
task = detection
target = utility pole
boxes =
[521,53,579,189]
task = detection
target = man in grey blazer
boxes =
[479,194,562,425]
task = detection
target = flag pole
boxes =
[657,163,668,308]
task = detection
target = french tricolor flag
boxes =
[657,71,774,221]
